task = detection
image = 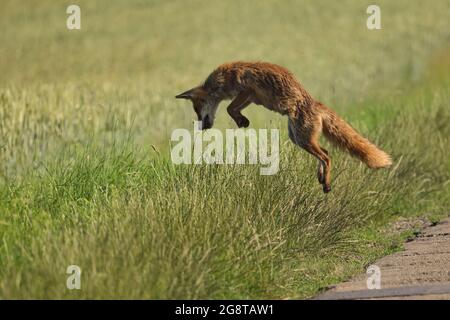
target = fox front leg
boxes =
[226,91,252,128]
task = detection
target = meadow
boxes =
[0,0,449,298]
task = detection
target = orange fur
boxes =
[318,102,392,169]
[176,61,392,193]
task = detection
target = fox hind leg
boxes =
[317,147,329,185]
[288,118,332,193]
[317,162,324,184]
[289,120,322,184]
[306,144,331,193]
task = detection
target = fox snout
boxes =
[201,115,213,130]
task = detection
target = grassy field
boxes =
[0,0,449,299]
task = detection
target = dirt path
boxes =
[314,217,450,300]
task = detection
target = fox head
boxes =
[175,86,219,130]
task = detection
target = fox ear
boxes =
[175,87,197,100]
[175,86,206,100]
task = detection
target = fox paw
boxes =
[237,117,250,128]
[322,184,331,193]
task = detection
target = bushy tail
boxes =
[318,103,392,168]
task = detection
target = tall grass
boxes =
[0,76,448,298]
[0,0,449,298]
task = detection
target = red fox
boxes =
[176,62,392,193]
